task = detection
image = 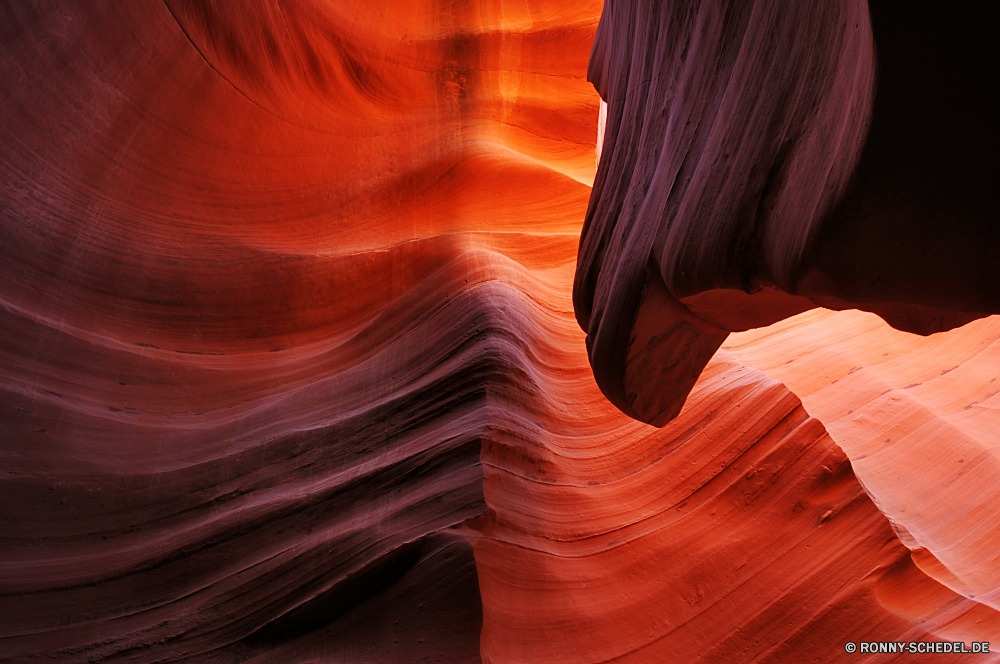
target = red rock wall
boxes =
[726,311,1000,642]
[3,1,998,662]
[475,348,938,662]
[0,0,600,659]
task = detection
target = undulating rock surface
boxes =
[2,0,998,662]
[1,0,599,660]
[475,346,948,662]
[726,311,1000,643]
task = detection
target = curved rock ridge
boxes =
[2,0,995,662]
[1,0,600,660]
[473,340,964,662]
[575,0,1000,426]
[725,310,1000,641]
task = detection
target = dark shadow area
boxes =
[246,539,427,644]
[807,0,1000,314]
[231,532,483,663]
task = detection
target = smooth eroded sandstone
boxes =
[4,1,997,662]
[575,0,999,426]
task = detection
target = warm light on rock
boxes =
[2,1,997,662]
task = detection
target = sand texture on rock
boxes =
[2,1,997,662]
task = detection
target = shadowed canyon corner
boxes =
[1,1,998,662]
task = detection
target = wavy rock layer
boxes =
[2,1,996,663]
[474,343,945,662]
[1,0,599,660]
[726,310,1000,642]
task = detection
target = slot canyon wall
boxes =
[1,1,998,663]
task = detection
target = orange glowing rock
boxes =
[726,310,1000,642]
[0,0,599,660]
[2,0,997,662]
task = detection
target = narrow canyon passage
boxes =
[2,1,998,662]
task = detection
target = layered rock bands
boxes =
[2,1,997,662]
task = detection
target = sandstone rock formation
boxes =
[576,0,1000,426]
[2,1,997,662]
[726,311,1000,645]
[1,1,597,660]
